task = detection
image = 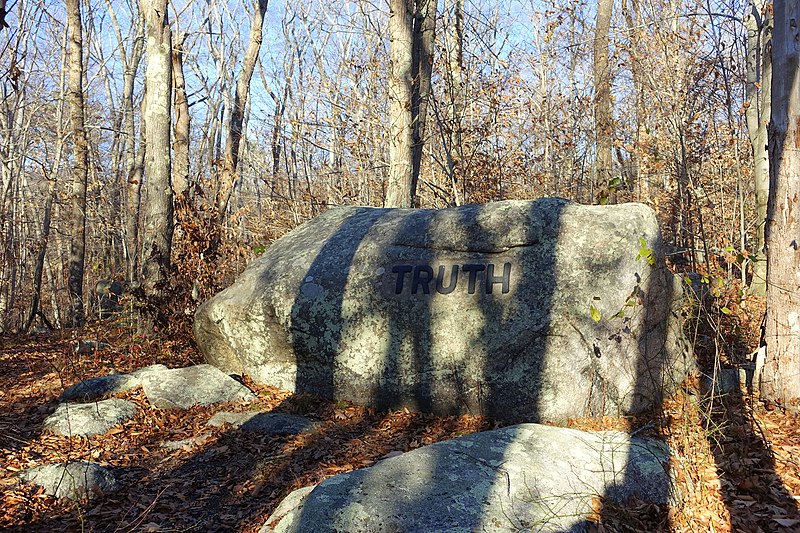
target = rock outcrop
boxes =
[260,423,674,533]
[58,365,168,403]
[19,462,119,501]
[43,399,137,437]
[52,364,256,438]
[139,364,255,409]
[195,199,692,422]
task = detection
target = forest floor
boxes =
[1,317,800,532]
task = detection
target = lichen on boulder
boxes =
[195,199,692,422]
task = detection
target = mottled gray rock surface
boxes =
[195,199,692,422]
[207,411,318,435]
[59,374,137,403]
[260,423,673,533]
[59,364,168,403]
[20,462,119,500]
[43,399,137,437]
[139,364,255,409]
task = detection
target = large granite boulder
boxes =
[260,423,674,533]
[195,199,692,422]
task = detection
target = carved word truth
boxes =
[390,263,512,295]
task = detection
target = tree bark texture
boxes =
[122,11,145,283]
[66,0,89,328]
[409,0,435,204]
[444,0,464,206]
[593,0,614,198]
[386,0,415,208]
[172,33,190,199]
[386,0,435,208]
[128,96,146,283]
[763,0,800,401]
[746,0,773,296]
[140,0,174,309]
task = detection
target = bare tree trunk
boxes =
[214,0,269,243]
[443,0,464,206]
[386,0,415,208]
[46,256,61,329]
[172,32,190,199]
[128,97,145,283]
[66,0,89,328]
[0,152,13,332]
[762,0,800,401]
[746,0,772,296]
[105,0,145,283]
[593,0,613,202]
[262,11,297,189]
[621,0,646,198]
[269,87,287,183]
[140,0,174,326]
[387,0,433,208]
[409,0,435,206]
[26,182,54,332]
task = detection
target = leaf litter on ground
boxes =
[0,322,799,532]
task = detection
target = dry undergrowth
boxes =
[1,322,799,532]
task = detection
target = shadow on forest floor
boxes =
[689,286,800,533]
[701,376,800,532]
[2,303,800,531]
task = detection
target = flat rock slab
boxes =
[19,462,119,500]
[261,423,673,533]
[207,411,318,435]
[59,364,169,403]
[43,399,137,437]
[140,364,255,409]
[196,199,693,422]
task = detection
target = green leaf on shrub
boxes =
[636,237,655,265]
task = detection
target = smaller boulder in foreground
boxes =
[59,364,168,403]
[207,411,318,435]
[261,423,673,533]
[59,374,137,403]
[140,364,255,409]
[43,399,137,437]
[19,462,119,501]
